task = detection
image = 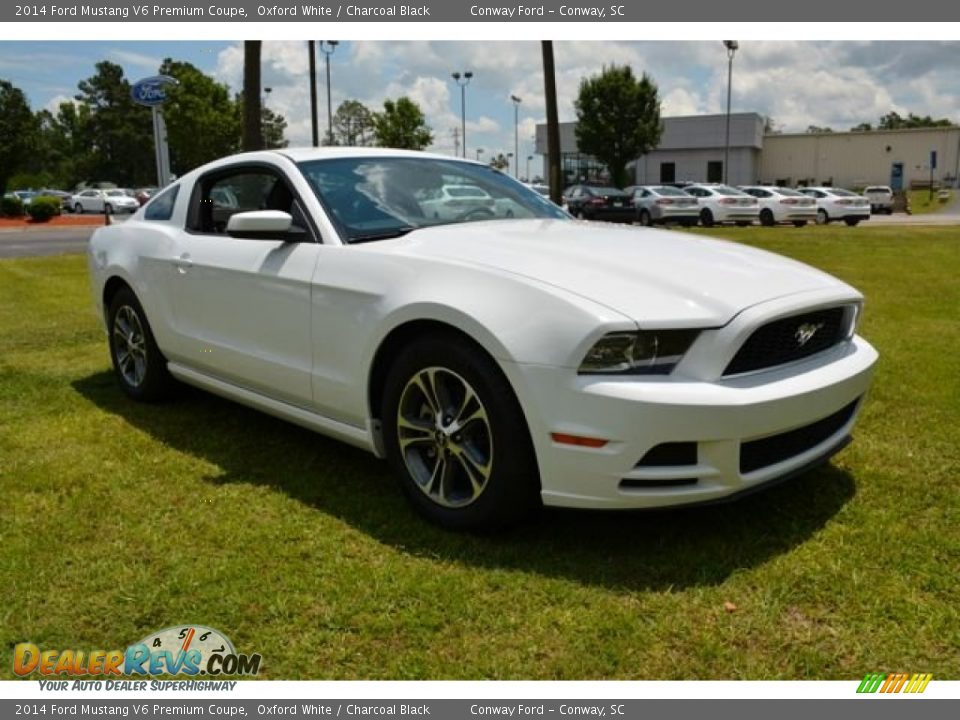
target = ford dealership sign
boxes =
[131,75,178,107]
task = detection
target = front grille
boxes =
[636,442,697,467]
[724,307,848,376]
[739,400,858,474]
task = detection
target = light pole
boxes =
[320,41,339,145]
[510,95,522,178]
[526,154,533,182]
[723,40,738,185]
[451,71,473,158]
[476,148,484,161]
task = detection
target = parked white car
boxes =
[625,185,699,227]
[683,184,760,227]
[863,185,894,214]
[87,148,877,530]
[739,186,818,227]
[798,187,871,226]
[72,188,140,215]
[419,184,496,221]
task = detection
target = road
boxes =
[0,226,94,258]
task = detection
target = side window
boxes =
[144,185,179,222]
[190,167,297,235]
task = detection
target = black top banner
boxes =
[5,0,956,22]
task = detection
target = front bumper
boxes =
[505,330,877,510]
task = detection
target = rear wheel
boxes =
[638,209,652,227]
[759,209,776,227]
[817,209,829,225]
[107,287,176,402]
[74,203,83,214]
[381,335,540,531]
[699,208,714,227]
[844,218,861,226]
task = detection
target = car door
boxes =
[80,190,101,213]
[168,163,322,408]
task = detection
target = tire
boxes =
[699,208,714,228]
[107,287,176,402]
[759,209,776,227]
[816,209,829,225]
[793,221,808,228]
[638,209,652,227]
[381,334,540,531]
[74,203,83,214]
[844,218,860,227]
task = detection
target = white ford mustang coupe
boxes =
[88,148,878,530]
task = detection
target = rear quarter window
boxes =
[144,185,180,221]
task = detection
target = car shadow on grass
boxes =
[74,371,856,592]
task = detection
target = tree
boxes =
[332,100,375,146]
[574,64,662,188]
[850,121,873,132]
[372,97,433,150]
[75,61,153,186]
[879,111,953,130]
[488,153,510,171]
[262,106,288,149]
[0,81,36,196]
[242,40,263,151]
[806,125,833,133]
[160,58,240,175]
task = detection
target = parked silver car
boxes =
[625,185,699,227]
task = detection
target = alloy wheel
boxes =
[396,366,493,508]
[113,305,148,387]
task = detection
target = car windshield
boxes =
[297,156,568,242]
[712,185,747,196]
[650,186,690,197]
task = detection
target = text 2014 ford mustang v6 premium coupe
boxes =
[88,148,878,530]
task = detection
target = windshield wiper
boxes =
[348,226,417,243]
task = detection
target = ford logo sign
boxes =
[130,75,179,107]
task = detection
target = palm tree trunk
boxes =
[242,41,263,151]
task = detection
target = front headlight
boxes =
[578,330,700,375]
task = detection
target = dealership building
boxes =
[535,113,960,189]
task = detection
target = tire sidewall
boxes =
[381,336,539,531]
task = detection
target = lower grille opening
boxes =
[740,400,859,474]
[620,477,699,490]
[636,442,697,467]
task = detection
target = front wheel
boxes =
[817,209,829,225]
[700,208,714,227]
[638,209,653,227]
[107,287,176,402]
[381,335,540,531]
[759,209,776,227]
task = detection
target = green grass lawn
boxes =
[1,226,958,680]
[908,189,954,214]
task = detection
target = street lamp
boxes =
[510,95,522,178]
[476,148,484,161]
[723,40,738,185]
[451,71,473,158]
[526,154,533,182]
[320,41,339,145]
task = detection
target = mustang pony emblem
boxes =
[795,321,825,347]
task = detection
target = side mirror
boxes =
[226,210,299,241]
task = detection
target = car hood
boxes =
[394,219,853,327]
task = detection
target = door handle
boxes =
[174,253,193,273]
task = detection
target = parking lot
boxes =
[1,224,958,679]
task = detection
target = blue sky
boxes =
[1,41,958,169]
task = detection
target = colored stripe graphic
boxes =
[857,672,931,694]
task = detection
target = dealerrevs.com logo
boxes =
[14,625,261,677]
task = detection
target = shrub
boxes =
[26,195,61,222]
[1,195,24,217]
